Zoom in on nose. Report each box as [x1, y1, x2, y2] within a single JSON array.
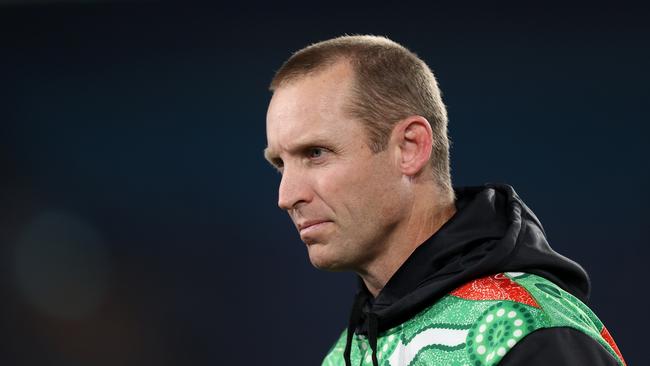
[[278, 167, 311, 211]]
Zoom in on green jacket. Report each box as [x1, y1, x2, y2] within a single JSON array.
[[323, 272, 625, 366], [322, 185, 626, 366]]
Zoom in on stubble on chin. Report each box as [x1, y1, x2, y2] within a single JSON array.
[[305, 242, 347, 272]]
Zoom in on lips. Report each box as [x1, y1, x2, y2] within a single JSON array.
[[297, 220, 331, 234], [298, 219, 328, 230]]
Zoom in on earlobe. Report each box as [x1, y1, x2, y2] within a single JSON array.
[[395, 116, 433, 177]]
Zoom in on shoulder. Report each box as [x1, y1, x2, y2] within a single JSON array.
[[449, 272, 540, 308], [321, 329, 347, 366], [499, 327, 622, 366], [449, 272, 626, 366], [322, 273, 626, 366]]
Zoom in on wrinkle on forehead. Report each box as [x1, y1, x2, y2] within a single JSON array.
[[269, 63, 353, 119]]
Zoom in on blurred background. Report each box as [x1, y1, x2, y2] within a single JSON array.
[[0, 1, 647, 365]]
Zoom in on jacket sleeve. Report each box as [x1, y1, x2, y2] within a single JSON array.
[[498, 327, 621, 366]]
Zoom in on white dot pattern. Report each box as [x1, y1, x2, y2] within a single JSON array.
[[470, 302, 532, 365]]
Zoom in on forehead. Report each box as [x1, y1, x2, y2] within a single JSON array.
[[265, 62, 361, 154]]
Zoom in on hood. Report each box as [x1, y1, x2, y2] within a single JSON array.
[[342, 183, 590, 366]]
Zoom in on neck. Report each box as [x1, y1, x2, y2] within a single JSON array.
[[359, 195, 456, 298]]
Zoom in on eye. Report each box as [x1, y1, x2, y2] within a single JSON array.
[[307, 147, 324, 159]]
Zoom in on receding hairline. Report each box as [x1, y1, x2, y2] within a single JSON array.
[[270, 55, 353, 92]]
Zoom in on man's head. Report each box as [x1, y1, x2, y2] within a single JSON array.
[[264, 35, 453, 272]]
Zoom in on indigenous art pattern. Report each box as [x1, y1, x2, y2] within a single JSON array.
[[449, 272, 539, 308], [322, 273, 626, 366]]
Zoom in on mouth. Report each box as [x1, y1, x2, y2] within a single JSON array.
[[298, 220, 332, 235]]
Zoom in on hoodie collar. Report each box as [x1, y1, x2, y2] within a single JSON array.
[[355, 184, 590, 333]]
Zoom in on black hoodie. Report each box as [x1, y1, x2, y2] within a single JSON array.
[[342, 184, 621, 366]]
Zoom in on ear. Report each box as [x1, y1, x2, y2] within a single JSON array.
[[391, 116, 433, 177]]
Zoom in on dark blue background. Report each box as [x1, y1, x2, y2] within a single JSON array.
[[1, 2, 646, 365]]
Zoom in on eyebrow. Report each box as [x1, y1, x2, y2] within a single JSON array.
[[263, 147, 279, 166]]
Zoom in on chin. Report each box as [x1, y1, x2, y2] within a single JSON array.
[[306, 246, 347, 272]]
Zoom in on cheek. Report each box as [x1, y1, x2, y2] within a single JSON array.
[[367, 164, 406, 219], [315, 171, 351, 212], [326, 162, 375, 197], [311, 163, 370, 219], [323, 161, 398, 217]]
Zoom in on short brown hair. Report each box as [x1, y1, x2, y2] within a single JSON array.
[[270, 35, 453, 201]]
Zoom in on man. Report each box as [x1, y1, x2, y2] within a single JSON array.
[[264, 35, 625, 366]]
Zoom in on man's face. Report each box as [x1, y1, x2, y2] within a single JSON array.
[[265, 62, 406, 271]]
